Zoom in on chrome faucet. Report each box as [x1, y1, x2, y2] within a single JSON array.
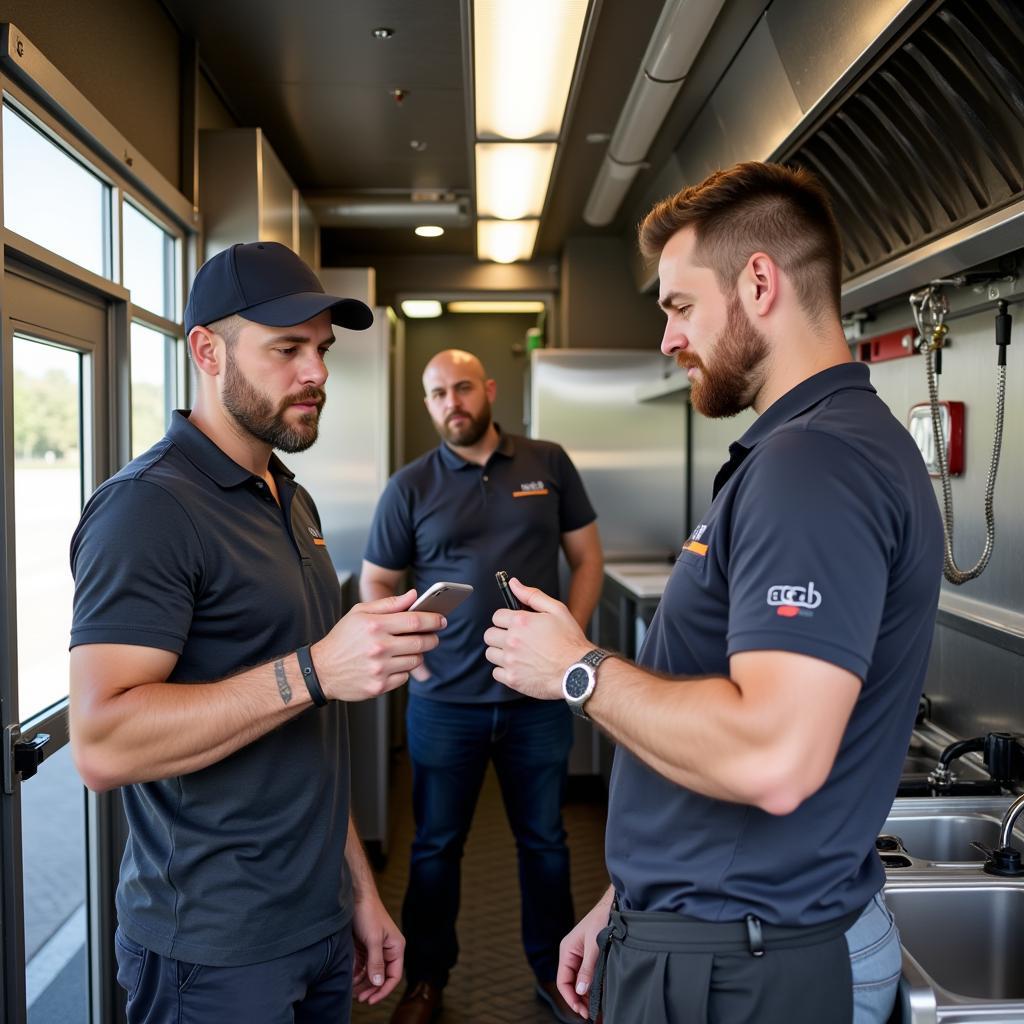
[[973, 791, 1024, 877]]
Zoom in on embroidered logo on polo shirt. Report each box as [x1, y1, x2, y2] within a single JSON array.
[[306, 525, 327, 547], [682, 523, 709, 556], [767, 581, 821, 617], [513, 480, 549, 497]]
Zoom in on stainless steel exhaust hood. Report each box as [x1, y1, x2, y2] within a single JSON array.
[[628, 0, 1024, 311]]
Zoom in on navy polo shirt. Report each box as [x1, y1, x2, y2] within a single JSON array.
[[365, 431, 596, 702], [606, 362, 943, 926], [70, 411, 351, 966]]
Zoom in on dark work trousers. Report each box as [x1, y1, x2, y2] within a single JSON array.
[[402, 693, 576, 987], [590, 906, 862, 1024], [114, 925, 353, 1024]]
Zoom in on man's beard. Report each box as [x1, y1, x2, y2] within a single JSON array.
[[222, 350, 325, 453], [675, 294, 768, 418], [435, 403, 492, 448]]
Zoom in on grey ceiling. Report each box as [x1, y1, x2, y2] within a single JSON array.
[[161, 0, 672, 259]]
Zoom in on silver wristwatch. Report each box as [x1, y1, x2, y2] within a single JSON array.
[[562, 648, 610, 720]]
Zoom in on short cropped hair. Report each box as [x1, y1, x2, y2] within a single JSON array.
[[206, 313, 245, 349], [638, 161, 843, 321]]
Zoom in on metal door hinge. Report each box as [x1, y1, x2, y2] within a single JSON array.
[[3, 725, 50, 793]]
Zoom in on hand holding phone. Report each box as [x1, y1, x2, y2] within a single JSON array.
[[410, 581, 473, 615]]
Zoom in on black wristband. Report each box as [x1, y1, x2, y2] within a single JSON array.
[[296, 645, 327, 707]]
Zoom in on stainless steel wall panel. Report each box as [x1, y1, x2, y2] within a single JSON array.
[[706, 19, 803, 172]]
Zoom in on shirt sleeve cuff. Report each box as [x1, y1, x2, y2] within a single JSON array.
[[727, 630, 870, 680], [70, 625, 186, 654]]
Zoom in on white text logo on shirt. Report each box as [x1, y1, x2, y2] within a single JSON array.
[[513, 480, 549, 498], [766, 581, 821, 617]]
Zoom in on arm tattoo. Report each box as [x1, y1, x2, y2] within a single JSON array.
[[275, 658, 293, 705]]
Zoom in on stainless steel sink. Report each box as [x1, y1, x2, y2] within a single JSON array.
[[885, 879, 1024, 1021], [883, 813, 1003, 862], [883, 797, 1021, 866], [887, 885, 1024, 1000]]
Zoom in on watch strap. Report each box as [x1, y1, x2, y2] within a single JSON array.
[[580, 648, 609, 669]]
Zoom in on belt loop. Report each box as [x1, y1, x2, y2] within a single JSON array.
[[745, 914, 765, 957]]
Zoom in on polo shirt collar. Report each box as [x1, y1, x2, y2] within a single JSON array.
[[438, 425, 515, 470], [168, 410, 296, 488], [737, 361, 875, 451], [712, 363, 873, 499]]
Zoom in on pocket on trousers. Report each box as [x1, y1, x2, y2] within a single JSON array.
[[847, 896, 902, 990], [114, 929, 147, 1001], [175, 958, 203, 994]]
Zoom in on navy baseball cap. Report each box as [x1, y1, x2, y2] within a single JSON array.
[[184, 241, 373, 335]]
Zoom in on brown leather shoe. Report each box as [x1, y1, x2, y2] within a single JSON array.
[[389, 981, 443, 1024], [536, 980, 586, 1023]]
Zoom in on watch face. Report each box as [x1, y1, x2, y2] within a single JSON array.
[[565, 666, 591, 700]]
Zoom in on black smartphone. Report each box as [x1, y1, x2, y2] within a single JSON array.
[[495, 570, 520, 610]]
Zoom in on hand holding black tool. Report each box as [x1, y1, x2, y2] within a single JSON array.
[[495, 570, 520, 610]]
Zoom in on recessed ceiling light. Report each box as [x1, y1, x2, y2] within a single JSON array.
[[415, 225, 445, 238], [476, 143, 556, 220], [372, 27, 394, 39], [474, 0, 589, 139], [400, 300, 443, 319], [477, 220, 539, 264]]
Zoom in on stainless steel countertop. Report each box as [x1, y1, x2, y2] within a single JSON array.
[[604, 561, 675, 600]]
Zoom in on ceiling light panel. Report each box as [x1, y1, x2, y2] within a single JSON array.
[[474, 0, 589, 140], [475, 143, 556, 220], [477, 220, 539, 264], [448, 301, 546, 314], [400, 300, 443, 318]]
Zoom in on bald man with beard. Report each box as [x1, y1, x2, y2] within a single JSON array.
[[361, 349, 604, 1024]]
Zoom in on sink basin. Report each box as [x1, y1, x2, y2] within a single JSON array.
[[882, 813, 1004, 862], [886, 884, 1024, 1001]]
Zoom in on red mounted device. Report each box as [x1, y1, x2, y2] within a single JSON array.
[[857, 327, 918, 363]]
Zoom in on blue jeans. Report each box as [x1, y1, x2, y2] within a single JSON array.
[[846, 890, 902, 1024], [114, 926, 353, 1024], [403, 694, 575, 987]]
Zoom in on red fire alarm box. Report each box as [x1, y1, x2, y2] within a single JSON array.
[[908, 401, 965, 476]]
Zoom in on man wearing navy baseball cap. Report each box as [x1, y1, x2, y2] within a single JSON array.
[[69, 242, 446, 1023]]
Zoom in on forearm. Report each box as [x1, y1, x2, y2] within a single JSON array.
[[73, 652, 313, 790], [585, 660, 783, 806], [360, 577, 400, 602], [565, 559, 604, 631], [345, 816, 381, 903]]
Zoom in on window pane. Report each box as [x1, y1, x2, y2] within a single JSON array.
[[131, 322, 174, 457], [23, 745, 87, 1024], [13, 337, 83, 720], [2, 105, 109, 277], [124, 202, 175, 318]]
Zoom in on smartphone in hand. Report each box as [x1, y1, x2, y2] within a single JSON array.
[[409, 581, 473, 615], [495, 570, 520, 610]]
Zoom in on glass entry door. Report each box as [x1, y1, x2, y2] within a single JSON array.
[[1, 263, 111, 1024]]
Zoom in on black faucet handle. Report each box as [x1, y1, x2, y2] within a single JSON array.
[[980, 843, 1024, 878], [983, 732, 1024, 785]]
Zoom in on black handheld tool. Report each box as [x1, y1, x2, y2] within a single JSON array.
[[495, 570, 520, 610]]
